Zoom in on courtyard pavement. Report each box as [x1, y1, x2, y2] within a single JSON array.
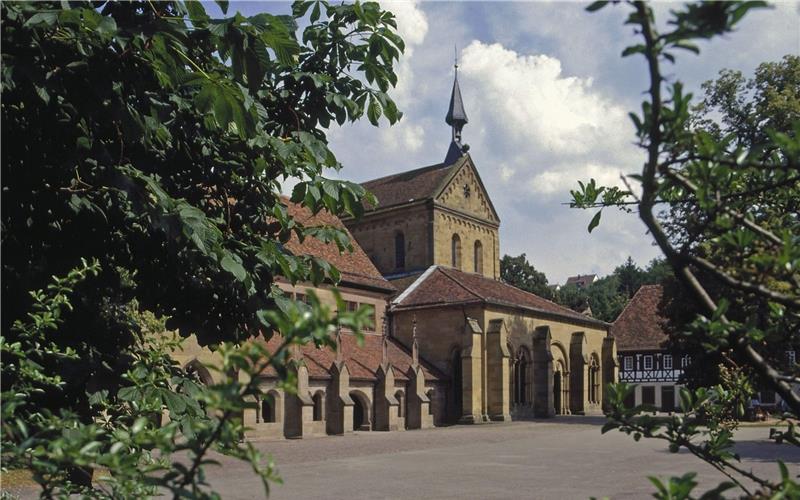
[[4, 417, 797, 499], [206, 417, 799, 499]]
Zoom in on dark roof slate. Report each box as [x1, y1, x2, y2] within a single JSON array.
[[283, 199, 394, 292], [394, 266, 609, 329], [360, 157, 465, 210], [259, 332, 445, 382], [610, 285, 669, 351]]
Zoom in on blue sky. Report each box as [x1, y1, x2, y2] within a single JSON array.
[[212, 1, 799, 284]]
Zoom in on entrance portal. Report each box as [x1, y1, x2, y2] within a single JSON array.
[[350, 390, 371, 431]]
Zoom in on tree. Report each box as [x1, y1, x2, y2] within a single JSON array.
[[1, 1, 403, 497], [500, 253, 555, 300], [573, 1, 799, 497], [691, 55, 800, 149], [662, 57, 799, 392], [614, 257, 645, 298]]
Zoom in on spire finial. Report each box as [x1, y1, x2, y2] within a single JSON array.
[[335, 326, 343, 365], [445, 46, 468, 164], [411, 314, 419, 367]]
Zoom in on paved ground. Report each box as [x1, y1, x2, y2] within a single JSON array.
[[205, 417, 799, 499], [5, 418, 798, 499]]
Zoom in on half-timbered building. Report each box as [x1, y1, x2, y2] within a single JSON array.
[[610, 284, 685, 411]]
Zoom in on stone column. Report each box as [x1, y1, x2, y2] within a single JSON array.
[[285, 363, 314, 438], [407, 325, 433, 429], [532, 326, 554, 417], [486, 319, 511, 421], [328, 361, 354, 435], [570, 332, 589, 415], [375, 363, 400, 431], [602, 336, 619, 413], [460, 317, 484, 424]]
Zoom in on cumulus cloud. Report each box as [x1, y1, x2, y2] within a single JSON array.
[[458, 41, 637, 197], [318, 2, 795, 284]]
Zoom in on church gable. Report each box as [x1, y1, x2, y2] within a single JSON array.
[[434, 157, 499, 224]]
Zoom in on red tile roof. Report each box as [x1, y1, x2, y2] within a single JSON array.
[[393, 266, 609, 329], [610, 285, 668, 351], [360, 160, 461, 210], [258, 332, 444, 382], [282, 199, 394, 292]]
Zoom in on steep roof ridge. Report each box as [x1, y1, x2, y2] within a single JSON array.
[[442, 267, 609, 327], [392, 265, 439, 305], [437, 266, 487, 301], [613, 284, 662, 325], [360, 161, 450, 188]]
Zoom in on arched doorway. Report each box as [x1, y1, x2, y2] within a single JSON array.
[[553, 371, 562, 415], [451, 349, 463, 423], [349, 390, 371, 431]]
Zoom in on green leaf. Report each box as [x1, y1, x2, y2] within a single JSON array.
[[221, 254, 247, 282], [367, 96, 382, 126], [588, 210, 602, 233], [586, 1, 609, 12]]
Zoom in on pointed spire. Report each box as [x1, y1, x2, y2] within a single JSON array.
[[381, 316, 389, 368], [445, 48, 468, 164], [335, 326, 343, 365], [411, 314, 419, 367]]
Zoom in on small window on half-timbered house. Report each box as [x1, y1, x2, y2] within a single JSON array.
[[643, 355, 653, 370], [624, 356, 633, 371], [681, 355, 691, 368], [663, 355, 673, 370]]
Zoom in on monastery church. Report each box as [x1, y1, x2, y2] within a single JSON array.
[[174, 68, 619, 440]]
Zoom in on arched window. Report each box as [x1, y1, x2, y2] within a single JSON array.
[[426, 389, 435, 415], [474, 240, 483, 274], [395, 231, 405, 269], [313, 391, 325, 421], [451, 234, 462, 269], [261, 393, 275, 423]]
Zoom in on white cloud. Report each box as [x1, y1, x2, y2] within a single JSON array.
[[379, 1, 429, 107], [530, 163, 626, 196], [458, 41, 638, 195]]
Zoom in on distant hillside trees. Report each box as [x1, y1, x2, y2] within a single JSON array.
[[500, 254, 671, 322]]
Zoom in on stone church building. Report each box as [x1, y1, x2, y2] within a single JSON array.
[[174, 69, 618, 439]]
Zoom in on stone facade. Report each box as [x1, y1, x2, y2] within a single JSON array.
[[347, 156, 500, 280], [391, 288, 614, 422]]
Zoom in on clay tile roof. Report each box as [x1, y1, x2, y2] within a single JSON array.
[[393, 266, 609, 329], [610, 285, 668, 351], [565, 274, 597, 287], [259, 333, 444, 382], [282, 198, 394, 292], [360, 159, 463, 210]]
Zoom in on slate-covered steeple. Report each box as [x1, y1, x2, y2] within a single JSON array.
[[444, 55, 468, 165]]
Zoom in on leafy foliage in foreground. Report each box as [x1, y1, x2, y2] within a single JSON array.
[[1, 0, 403, 497], [576, 1, 799, 498]]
